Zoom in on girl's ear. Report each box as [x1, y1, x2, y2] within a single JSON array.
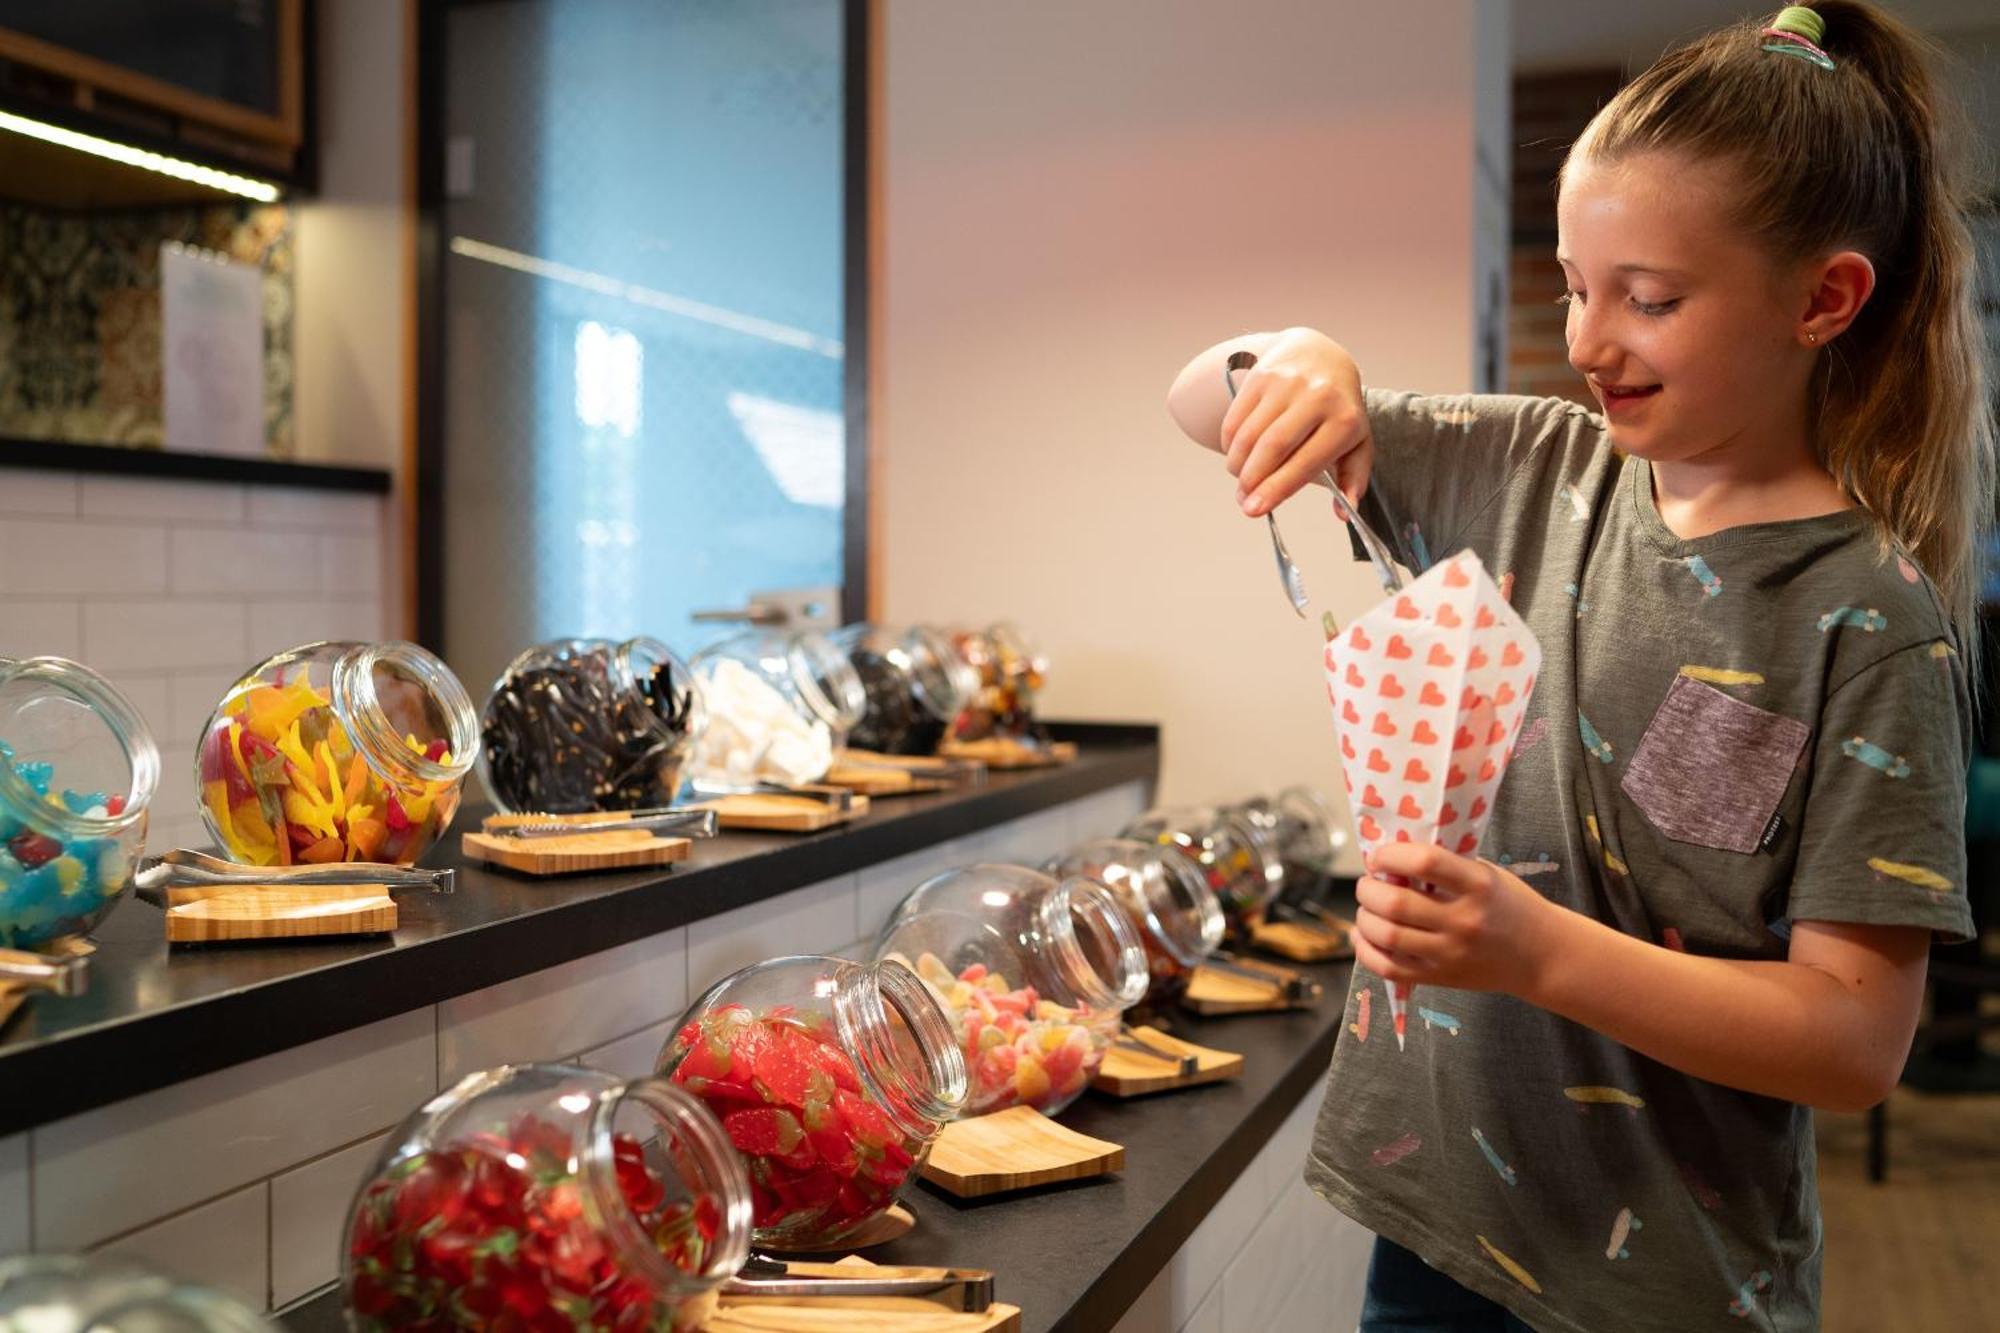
[[1799, 250, 1876, 346]]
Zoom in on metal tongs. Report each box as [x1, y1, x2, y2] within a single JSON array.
[[1223, 350, 1407, 613], [482, 808, 720, 840], [1204, 950, 1322, 1005], [689, 779, 856, 812], [0, 947, 87, 997], [723, 1255, 995, 1312], [134, 848, 455, 905], [1112, 1023, 1199, 1077]]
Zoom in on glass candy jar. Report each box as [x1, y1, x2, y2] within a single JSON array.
[[656, 955, 965, 1250], [0, 1255, 278, 1332], [831, 624, 971, 756], [1233, 787, 1345, 907], [875, 864, 1148, 1118], [947, 622, 1047, 742], [687, 630, 866, 789], [198, 641, 477, 867], [479, 637, 704, 814], [0, 657, 157, 951], [1049, 837, 1225, 1010], [342, 1063, 750, 1333], [1124, 805, 1284, 944]]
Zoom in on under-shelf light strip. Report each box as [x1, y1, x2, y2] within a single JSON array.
[[0, 108, 282, 203]]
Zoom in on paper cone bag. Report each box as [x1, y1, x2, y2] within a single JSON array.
[[1323, 549, 1542, 1046]]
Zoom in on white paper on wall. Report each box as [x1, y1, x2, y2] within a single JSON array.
[[161, 241, 266, 458]]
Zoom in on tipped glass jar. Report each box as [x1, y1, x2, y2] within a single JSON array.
[[1049, 837, 1225, 1010], [1123, 805, 1284, 944], [1229, 787, 1345, 907], [342, 1063, 750, 1333], [656, 955, 965, 1250], [479, 637, 704, 815], [831, 624, 973, 756], [0, 1255, 278, 1332], [0, 656, 157, 951], [687, 629, 866, 790], [875, 864, 1148, 1118], [198, 641, 478, 866], [947, 622, 1048, 743]]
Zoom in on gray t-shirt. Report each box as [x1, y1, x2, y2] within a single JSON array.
[[1305, 389, 1975, 1333]]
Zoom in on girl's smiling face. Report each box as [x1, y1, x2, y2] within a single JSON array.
[[1556, 150, 1813, 465]]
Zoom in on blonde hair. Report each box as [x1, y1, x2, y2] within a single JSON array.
[[1572, 2, 1994, 656]]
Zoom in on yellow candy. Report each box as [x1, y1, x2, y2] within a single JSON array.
[[1013, 1058, 1051, 1104], [52, 856, 84, 896]]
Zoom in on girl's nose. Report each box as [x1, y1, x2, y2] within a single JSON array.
[[1565, 304, 1614, 380]]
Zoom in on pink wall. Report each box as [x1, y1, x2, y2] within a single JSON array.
[[876, 0, 1489, 839]]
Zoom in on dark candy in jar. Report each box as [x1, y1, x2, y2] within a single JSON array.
[[482, 641, 699, 814]]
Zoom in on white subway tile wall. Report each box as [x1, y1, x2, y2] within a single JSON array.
[[32, 1008, 436, 1251], [94, 1183, 270, 1311], [0, 1133, 27, 1255], [685, 874, 862, 996], [4, 784, 1185, 1313], [436, 927, 687, 1086], [0, 468, 83, 517], [577, 1016, 679, 1083], [0, 472, 385, 850], [269, 1131, 393, 1308]]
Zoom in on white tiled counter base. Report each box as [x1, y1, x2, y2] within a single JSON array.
[[1108, 1089, 1374, 1333], [0, 781, 1148, 1313]]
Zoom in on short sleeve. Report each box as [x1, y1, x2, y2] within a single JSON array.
[[1786, 640, 1975, 942], [1357, 389, 1599, 571]]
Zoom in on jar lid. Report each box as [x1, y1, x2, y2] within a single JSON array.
[[786, 631, 867, 732], [899, 625, 972, 722], [1055, 837, 1225, 968], [0, 656, 157, 840], [331, 641, 480, 788]]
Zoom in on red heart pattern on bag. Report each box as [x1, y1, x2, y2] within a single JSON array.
[[1321, 550, 1542, 876]]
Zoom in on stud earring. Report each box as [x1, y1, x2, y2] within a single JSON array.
[[1806, 331, 1819, 345]]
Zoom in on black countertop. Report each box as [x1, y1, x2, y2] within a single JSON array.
[[0, 723, 1158, 1136], [282, 948, 1355, 1333]]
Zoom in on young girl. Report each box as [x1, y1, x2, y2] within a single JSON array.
[[1166, 5, 1991, 1330]]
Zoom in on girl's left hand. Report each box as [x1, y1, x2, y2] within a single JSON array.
[[1354, 843, 1564, 998]]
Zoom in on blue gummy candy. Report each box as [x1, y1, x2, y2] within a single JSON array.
[[60, 788, 109, 816], [17, 761, 53, 797]]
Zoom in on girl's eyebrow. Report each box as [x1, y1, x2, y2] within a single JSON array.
[[1555, 253, 1690, 281]]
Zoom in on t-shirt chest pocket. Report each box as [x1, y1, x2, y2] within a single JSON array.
[[1619, 674, 1812, 854]]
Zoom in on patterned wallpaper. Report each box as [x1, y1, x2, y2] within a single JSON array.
[[0, 203, 294, 456]]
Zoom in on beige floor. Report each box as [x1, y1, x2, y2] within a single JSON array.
[[1817, 1084, 2000, 1331]]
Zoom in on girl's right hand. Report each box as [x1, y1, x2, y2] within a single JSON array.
[[1220, 328, 1372, 517]]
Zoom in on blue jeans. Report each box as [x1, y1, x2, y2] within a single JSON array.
[[1359, 1237, 1537, 1333]]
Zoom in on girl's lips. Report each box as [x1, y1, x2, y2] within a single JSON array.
[[1597, 383, 1660, 416]]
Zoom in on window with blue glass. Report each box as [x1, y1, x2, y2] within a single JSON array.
[[435, 0, 850, 691]]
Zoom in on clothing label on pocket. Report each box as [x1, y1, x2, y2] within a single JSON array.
[[1620, 675, 1811, 854]]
